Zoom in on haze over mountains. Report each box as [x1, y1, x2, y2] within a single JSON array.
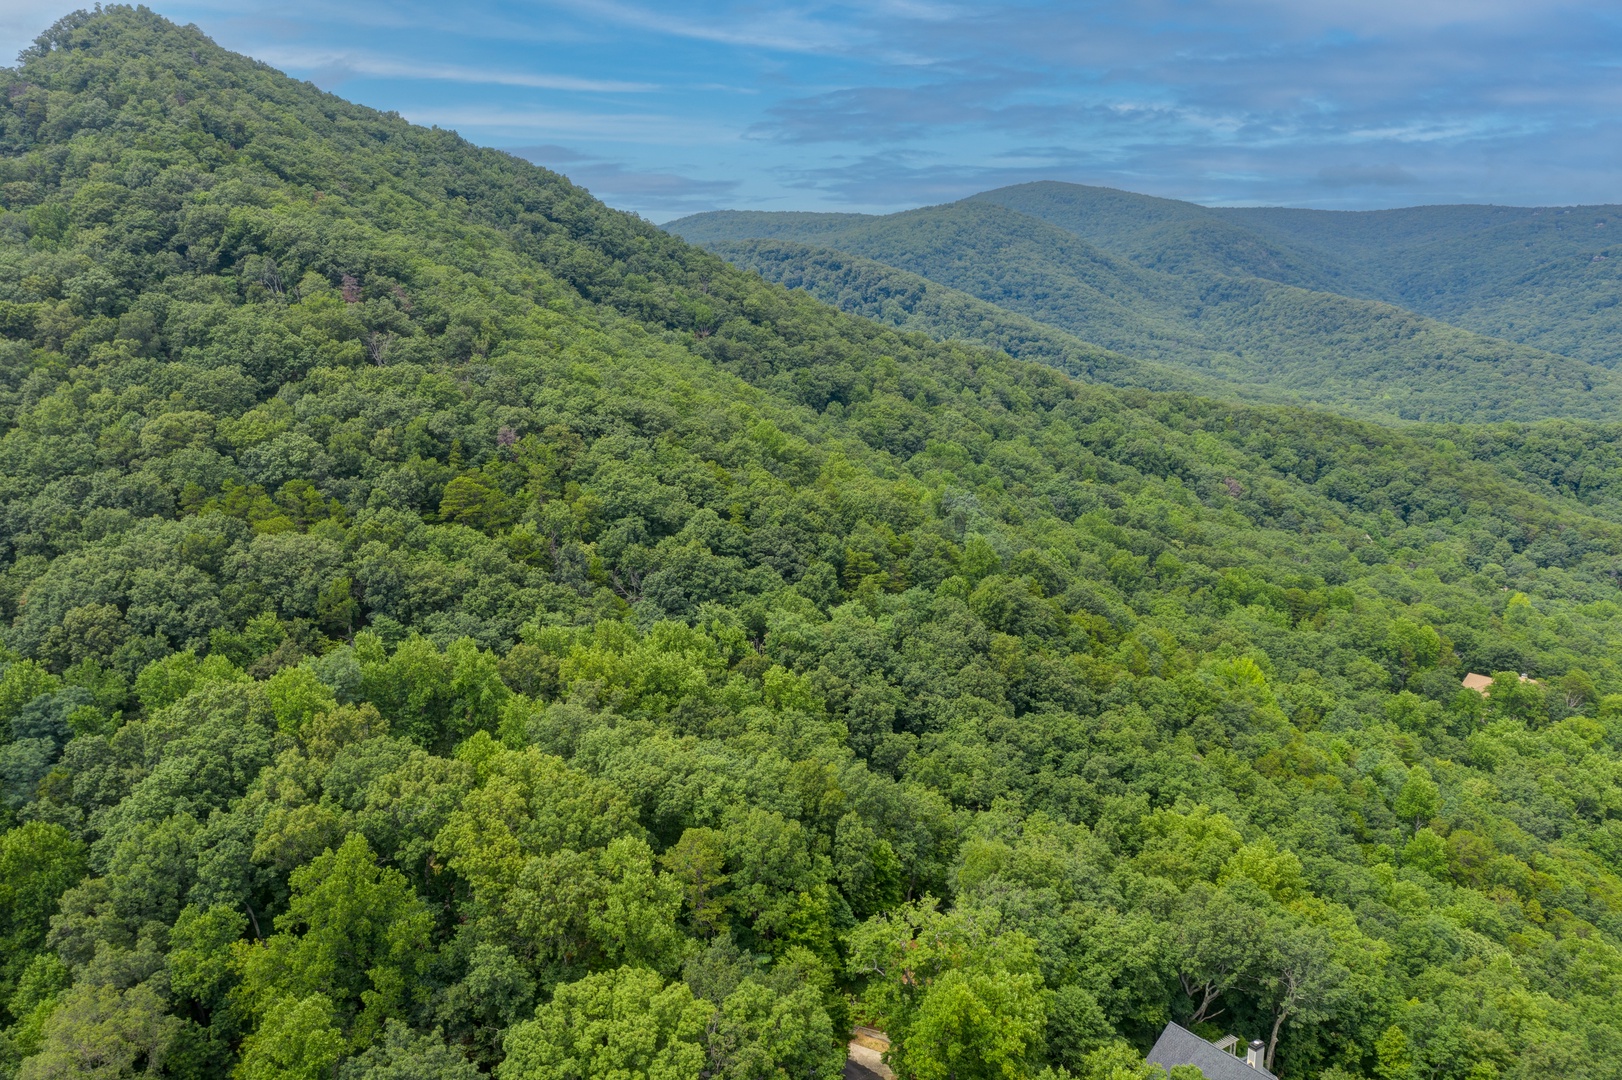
[[669, 184, 1622, 423]]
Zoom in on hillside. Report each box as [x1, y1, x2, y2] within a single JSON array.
[[968, 182, 1370, 297], [2, 10, 1622, 1080], [973, 183, 1622, 368], [670, 203, 1622, 423], [1225, 204, 1622, 366], [703, 237, 1285, 402]]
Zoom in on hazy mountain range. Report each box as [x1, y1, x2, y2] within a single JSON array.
[[670, 184, 1621, 423]]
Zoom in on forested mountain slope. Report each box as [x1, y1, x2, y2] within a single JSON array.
[[973, 183, 1622, 369], [670, 203, 1622, 423], [702, 238, 1285, 402], [968, 182, 1370, 297], [1224, 204, 1622, 366], [3, 10, 1622, 1080]]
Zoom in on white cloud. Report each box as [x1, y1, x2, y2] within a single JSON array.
[[1247, 0, 1579, 32], [401, 105, 739, 145], [549, 0, 870, 54], [253, 47, 656, 92]]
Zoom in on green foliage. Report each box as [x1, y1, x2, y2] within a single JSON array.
[[339, 1020, 479, 1080], [233, 833, 432, 1047], [133, 651, 248, 712], [1392, 766, 1441, 830], [2, 11, 1622, 1080], [703, 238, 1235, 400], [972, 181, 1622, 378], [263, 666, 338, 735], [906, 967, 1048, 1080], [673, 192, 1622, 424], [498, 966, 711, 1080], [1218, 199, 1622, 367], [847, 902, 1046, 1079], [16, 983, 180, 1080], [1072, 1041, 1165, 1080], [0, 822, 85, 1011], [2, 955, 71, 1064], [236, 993, 347, 1080], [703, 977, 845, 1080]]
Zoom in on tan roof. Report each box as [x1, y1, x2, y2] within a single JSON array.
[[1462, 672, 1539, 695]]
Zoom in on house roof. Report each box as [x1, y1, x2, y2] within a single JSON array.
[[1461, 672, 1540, 696], [1146, 1023, 1276, 1080]]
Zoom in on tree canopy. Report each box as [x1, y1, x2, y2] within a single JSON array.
[[1, 9, 1622, 1080], [670, 189, 1622, 424]]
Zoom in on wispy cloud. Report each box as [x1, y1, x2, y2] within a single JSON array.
[[547, 0, 867, 54], [253, 47, 657, 92], [504, 144, 740, 213], [1316, 164, 1419, 188], [400, 107, 737, 145]]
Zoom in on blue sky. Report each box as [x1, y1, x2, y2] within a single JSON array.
[[3, 1, 1620, 219]]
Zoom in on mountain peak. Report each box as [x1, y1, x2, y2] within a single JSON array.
[[21, 5, 226, 69]]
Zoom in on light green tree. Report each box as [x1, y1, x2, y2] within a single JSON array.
[[906, 967, 1048, 1080], [847, 901, 1046, 1080], [233, 833, 431, 1049], [498, 966, 712, 1080], [592, 837, 688, 974], [1393, 766, 1441, 831], [236, 993, 347, 1080], [0, 821, 87, 1000], [704, 979, 845, 1080], [339, 1019, 480, 1080], [18, 983, 180, 1080]]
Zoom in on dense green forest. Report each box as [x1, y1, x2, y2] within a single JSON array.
[[671, 190, 1622, 423], [701, 238, 1274, 402], [970, 184, 1622, 370], [1220, 203, 1622, 366], [4, 9, 1622, 1080], [966, 184, 1361, 298]]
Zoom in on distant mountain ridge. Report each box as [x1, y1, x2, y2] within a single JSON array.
[[970, 183, 1367, 297], [669, 185, 1622, 423], [1224, 201, 1622, 365], [975, 183, 1622, 362]]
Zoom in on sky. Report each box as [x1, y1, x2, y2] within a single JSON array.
[[2, 1, 1620, 220]]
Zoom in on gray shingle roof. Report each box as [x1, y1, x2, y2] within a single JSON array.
[[1146, 1023, 1277, 1080]]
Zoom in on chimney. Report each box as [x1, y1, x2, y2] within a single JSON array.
[[1246, 1040, 1264, 1070]]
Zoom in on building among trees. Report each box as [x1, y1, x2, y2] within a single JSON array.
[[1147, 1023, 1276, 1080]]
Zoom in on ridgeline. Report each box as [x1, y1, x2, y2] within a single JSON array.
[[672, 185, 1622, 424]]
